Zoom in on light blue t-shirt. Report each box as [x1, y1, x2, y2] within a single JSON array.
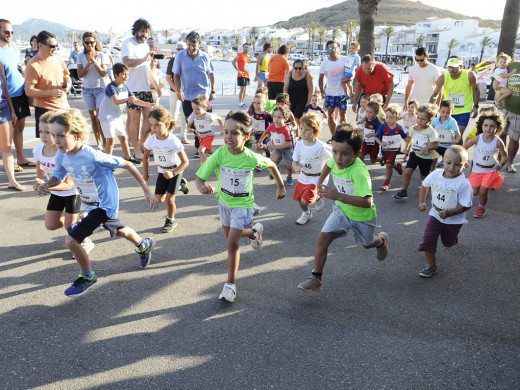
[[344, 53, 360, 77], [431, 116, 459, 148], [53, 145, 124, 218], [172, 49, 214, 101], [0, 44, 24, 97], [98, 82, 133, 122]]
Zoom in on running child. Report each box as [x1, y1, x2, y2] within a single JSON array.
[[187, 94, 224, 164], [255, 86, 276, 113], [463, 109, 508, 218], [369, 93, 386, 123], [342, 41, 361, 97], [249, 93, 273, 156], [142, 107, 189, 233], [374, 104, 410, 190], [417, 145, 472, 277], [303, 93, 327, 121], [430, 99, 460, 169], [360, 101, 382, 164], [257, 105, 295, 185], [98, 63, 155, 164], [394, 104, 440, 200], [292, 112, 332, 224], [493, 52, 517, 107], [297, 123, 389, 292], [38, 109, 159, 298], [275, 92, 298, 137], [32, 111, 94, 253], [196, 110, 286, 302], [400, 100, 418, 161], [355, 95, 368, 129]]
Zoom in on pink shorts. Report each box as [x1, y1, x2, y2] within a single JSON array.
[[292, 181, 318, 204], [198, 135, 215, 150], [469, 170, 504, 189]]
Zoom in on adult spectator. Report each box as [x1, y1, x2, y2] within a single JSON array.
[[166, 41, 188, 144], [77, 31, 108, 150], [255, 43, 271, 89], [319, 40, 350, 135], [69, 41, 79, 64], [352, 54, 394, 113], [284, 59, 313, 127], [430, 55, 479, 138], [232, 43, 250, 109], [0, 19, 34, 168], [267, 44, 290, 100], [25, 35, 38, 64], [121, 18, 159, 160], [147, 37, 159, 54], [404, 47, 442, 107], [25, 30, 70, 137], [173, 30, 215, 154]]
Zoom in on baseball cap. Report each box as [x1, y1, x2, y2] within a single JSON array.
[[446, 57, 462, 67]]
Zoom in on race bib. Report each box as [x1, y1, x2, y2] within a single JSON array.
[[412, 133, 429, 152], [195, 118, 213, 135], [474, 147, 497, 168], [437, 130, 453, 143], [382, 135, 401, 151], [271, 132, 286, 146], [448, 93, 465, 108], [431, 183, 458, 210], [252, 118, 265, 134], [220, 167, 252, 198], [332, 174, 355, 196], [75, 176, 100, 206], [153, 148, 177, 169], [363, 128, 375, 145], [300, 155, 322, 176]]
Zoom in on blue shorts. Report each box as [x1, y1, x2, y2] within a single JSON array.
[[344, 72, 354, 79], [258, 72, 268, 82], [325, 95, 347, 111], [218, 200, 254, 230], [452, 112, 471, 127], [0, 100, 12, 124], [83, 87, 105, 111], [321, 204, 376, 245]]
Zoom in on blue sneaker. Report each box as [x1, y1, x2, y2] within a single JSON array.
[[268, 173, 274, 180], [136, 237, 156, 268], [286, 176, 294, 186], [65, 273, 97, 298]]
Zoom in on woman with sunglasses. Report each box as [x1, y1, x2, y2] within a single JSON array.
[[77, 32, 109, 150], [25, 35, 38, 65], [283, 59, 313, 127]]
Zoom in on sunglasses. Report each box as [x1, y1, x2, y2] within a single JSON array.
[[415, 58, 425, 62], [45, 43, 58, 49], [3, 30, 14, 36], [176, 48, 183, 51], [327, 47, 337, 51], [84, 41, 96, 45], [294, 67, 303, 70]]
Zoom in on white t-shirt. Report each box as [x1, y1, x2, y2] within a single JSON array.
[[120, 37, 150, 92], [187, 112, 219, 137], [472, 134, 500, 174], [77, 52, 109, 89], [143, 134, 184, 174], [32, 144, 78, 197], [319, 56, 348, 97], [494, 68, 508, 88], [292, 140, 332, 185], [408, 63, 442, 104], [422, 168, 472, 225]]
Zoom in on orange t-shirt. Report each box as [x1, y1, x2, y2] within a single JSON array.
[[25, 55, 70, 110], [267, 54, 290, 83], [235, 52, 250, 79]]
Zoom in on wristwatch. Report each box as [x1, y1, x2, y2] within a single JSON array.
[[211, 90, 216, 94]]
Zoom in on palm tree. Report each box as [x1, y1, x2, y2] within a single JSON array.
[[383, 26, 395, 63], [234, 36, 241, 51], [249, 26, 259, 54], [285, 40, 297, 55], [478, 36, 494, 63], [342, 19, 357, 50], [331, 27, 340, 42], [316, 25, 327, 51], [445, 39, 459, 66], [163, 29, 170, 43], [307, 22, 320, 59], [271, 37, 283, 52], [497, 0, 519, 57], [416, 34, 425, 48], [358, 0, 381, 57]]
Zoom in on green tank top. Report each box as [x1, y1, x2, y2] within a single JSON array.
[[503, 61, 520, 115], [443, 69, 473, 115]]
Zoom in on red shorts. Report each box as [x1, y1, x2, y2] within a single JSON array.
[[469, 170, 504, 189], [361, 143, 379, 161], [198, 135, 215, 150], [292, 181, 318, 204], [382, 151, 398, 165]]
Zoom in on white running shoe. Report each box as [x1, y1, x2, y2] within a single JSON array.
[[219, 283, 236, 302], [250, 223, 264, 250], [295, 211, 312, 225], [309, 197, 325, 212], [253, 203, 260, 216], [81, 238, 95, 255]]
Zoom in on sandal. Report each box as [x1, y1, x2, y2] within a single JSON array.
[[14, 164, 24, 173]]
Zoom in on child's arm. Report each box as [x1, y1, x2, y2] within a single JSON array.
[[497, 68, 517, 79], [321, 106, 327, 119], [438, 204, 471, 220], [452, 130, 462, 144], [496, 138, 508, 169], [163, 150, 189, 180], [142, 148, 151, 181], [187, 120, 195, 133], [195, 176, 215, 194], [316, 165, 332, 188], [216, 116, 224, 135], [420, 141, 439, 154], [404, 134, 412, 151], [122, 160, 158, 210], [37, 176, 63, 195], [267, 160, 286, 199], [462, 137, 478, 150], [418, 185, 429, 211], [319, 185, 373, 208], [292, 160, 302, 174], [256, 131, 269, 152], [375, 136, 385, 147], [132, 97, 156, 108], [47, 175, 75, 192], [289, 112, 298, 137]]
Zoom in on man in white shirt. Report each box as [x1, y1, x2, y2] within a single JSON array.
[[404, 47, 442, 108]]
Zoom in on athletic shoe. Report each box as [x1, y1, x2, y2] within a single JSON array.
[[179, 177, 190, 194], [181, 137, 190, 144], [219, 283, 236, 302], [309, 197, 325, 212], [395, 162, 403, 175], [376, 232, 389, 261], [297, 275, 322, 292], [253, 203, 260, 216], [403, 154, 408, 162], [127, 156, 142, 165], [394, 190, 408, 200], [268, 173, 274, 180], [250, 223, 264, 250], [381, 181, 390, 191], [474, 206, 486, 218], [136, 237, 156, 268], [296, 211, 312, 225], [193, 152, 200, 159], [286, 176, 294, 186], [162, 218, 178, 233], [419, 265, 438, 278], [81, 238, 95, 255], [131, 154, 142, 163], [64, 273, 97, 298], [507, 165, 517, 173]]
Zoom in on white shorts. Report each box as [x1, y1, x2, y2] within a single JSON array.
[[101, 119, 126, 139], [218, 200, 254, 230], [321, 204, 377, 245]]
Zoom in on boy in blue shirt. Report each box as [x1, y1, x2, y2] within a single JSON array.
[[430, 100, 460, 168], [360, 101, 382, 164], [342, 42, 361, 98]]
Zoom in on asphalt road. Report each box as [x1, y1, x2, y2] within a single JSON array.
[[1, 94, 519, 389]]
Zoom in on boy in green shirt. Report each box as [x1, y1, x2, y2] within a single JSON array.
[[298, 123, 389, 292]]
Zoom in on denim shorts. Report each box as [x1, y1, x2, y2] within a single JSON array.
[[321, 204, 376, 245], [218, 200, 254, 230], [83, 87, 105, 111]]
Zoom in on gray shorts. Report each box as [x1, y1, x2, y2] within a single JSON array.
[[271, 147, 294, 164], [321, 204, 377, 245], [218, 200, 254, 230], [505, 111, 520, 142]]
